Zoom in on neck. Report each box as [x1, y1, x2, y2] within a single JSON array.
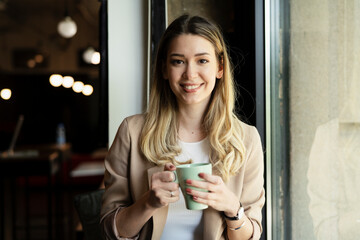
[[177, 106, 207, 142]]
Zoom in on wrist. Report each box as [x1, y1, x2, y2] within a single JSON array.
[[144, 191, 160, 211], [140, 191, 161, 215], [224, 201, 240, 217], [223, 201, 244, 221]]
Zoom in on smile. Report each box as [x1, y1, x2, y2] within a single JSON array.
[[182, 84, 201, 90], [180, 84, 203, 93]]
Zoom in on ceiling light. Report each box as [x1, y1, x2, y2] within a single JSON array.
[[0, 88, 11, 100], [62, 76, 74, 88], [91, 52, 100, 65], [82, 85, 93, 96], [57, 16, 77, 38], [27, 59, 36, 68], [72, 81, 84, 93], [34, 54, 44, 63], [83, 47, 95, 64], [49, 74, 63, 87]]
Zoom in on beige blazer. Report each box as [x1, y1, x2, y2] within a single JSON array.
[[100, 114, 265, 240]]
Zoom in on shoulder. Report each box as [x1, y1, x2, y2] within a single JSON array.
[[119, 114, 145, 131], [123, 113, 146, 129], [239, 120, 258, 136], [236, 119, 262, 148], [114, 114, 145, 142]]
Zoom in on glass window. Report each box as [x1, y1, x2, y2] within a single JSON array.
[[268, 0, 360, 239]]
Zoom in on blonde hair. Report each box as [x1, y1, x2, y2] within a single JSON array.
[[140, 15, 246, 181]]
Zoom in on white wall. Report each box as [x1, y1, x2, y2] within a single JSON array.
[[108, 0, 148, 144]]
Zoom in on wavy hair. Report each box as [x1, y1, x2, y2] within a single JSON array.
[[140, 15, 246, 181]]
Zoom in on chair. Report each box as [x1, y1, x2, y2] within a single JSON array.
[[74, 189, 105, 240]]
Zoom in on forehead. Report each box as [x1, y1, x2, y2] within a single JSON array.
[[167, 34, 216, 56]]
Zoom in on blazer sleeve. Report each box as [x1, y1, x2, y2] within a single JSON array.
[[100, 118, 136, 239], [241, 126, 265, 240]]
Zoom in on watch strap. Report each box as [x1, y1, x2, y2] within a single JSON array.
[[223, 202, 244, 221]]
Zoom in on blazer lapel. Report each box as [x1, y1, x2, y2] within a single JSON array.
[[147, 165, 169, 240]]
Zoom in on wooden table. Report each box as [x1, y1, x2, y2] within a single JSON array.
[[0, 144, 70, 240]]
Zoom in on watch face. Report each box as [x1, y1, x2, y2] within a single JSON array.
[[237, 207, 244, 220]]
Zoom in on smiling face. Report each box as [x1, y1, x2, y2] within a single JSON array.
[[163, 34, 223, 110]]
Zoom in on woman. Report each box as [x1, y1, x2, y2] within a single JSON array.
[[100, 15, 265, 240]]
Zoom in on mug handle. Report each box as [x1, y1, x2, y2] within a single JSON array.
[[172, 170, 178, 183]]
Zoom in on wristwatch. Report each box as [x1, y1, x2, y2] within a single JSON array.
[[223, 202, 244, 221]]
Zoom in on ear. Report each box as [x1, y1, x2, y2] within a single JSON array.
[[162, 61, 168, 80], [216, 64, 224, 79]]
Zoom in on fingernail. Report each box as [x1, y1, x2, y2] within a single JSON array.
[[193, 196, 198, 200], [186, 188, 191, 193], [198, 173, 204, 178], [186, 179, 192, 185]]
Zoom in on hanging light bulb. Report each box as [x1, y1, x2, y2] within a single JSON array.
[[49, 74, 63, 87], [72, 81, 84, 93], [1, 88, 12, 100], [83, 47, 95, 64], [91, 52, 101, 65], [62, 76, 74, 88], [82, 85, 93, 96], [57, 16, 77, 38], [82, 47, 101, 65]]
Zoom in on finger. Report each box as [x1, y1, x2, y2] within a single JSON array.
[[186, 188, 222, 210], [186, 179, 210, 190], [162, 189, 180, 203], [186, 178, 222, 193], [166, 182, 180, 192], [191, 195, 215, 207], [164, 163, 176, 171], [156, 171, 176, 182], [163, 163, 176, 182], [153, 189, 179, 206], [152, 168, 179, 187], [168, 189, 180, 198], [198, 173, 223, 185], [186, 187, 210, 199], [186, 188, 215, 207]]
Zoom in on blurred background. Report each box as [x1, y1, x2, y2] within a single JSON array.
[[7, 0, 354, 239], [0, 0, 105, 154], [0, 0, 106, 239]]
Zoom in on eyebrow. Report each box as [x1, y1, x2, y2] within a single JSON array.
[[169, 52, 210, 57]]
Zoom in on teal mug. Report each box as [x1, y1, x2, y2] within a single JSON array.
[[173, 163, 212, 210]]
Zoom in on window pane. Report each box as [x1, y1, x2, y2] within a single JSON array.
[[290, 0, 360, 239]]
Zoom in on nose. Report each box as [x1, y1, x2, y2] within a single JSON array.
[[182, 63, 198, 80]]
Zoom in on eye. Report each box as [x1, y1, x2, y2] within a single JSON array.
[[199, 59, 209, 64], [170, 59, 184, 65]]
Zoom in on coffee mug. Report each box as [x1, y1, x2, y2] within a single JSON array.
[[173, 163, 212, 210]]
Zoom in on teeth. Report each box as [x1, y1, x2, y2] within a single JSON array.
[[183, 85, 200, 89]]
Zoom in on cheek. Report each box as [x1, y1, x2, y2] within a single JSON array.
[[204, 69, 218, 86], [208, 79, 217, 92], [167, 66, 182, 79], [209, 71, 218, 91], [168, 78, 179, 94]]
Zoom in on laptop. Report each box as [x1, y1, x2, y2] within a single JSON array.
[[1, 115, 39, 158]]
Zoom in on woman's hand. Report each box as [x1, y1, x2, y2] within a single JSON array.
[[185, 173, 239, 216], [147, 163, 180, 209]]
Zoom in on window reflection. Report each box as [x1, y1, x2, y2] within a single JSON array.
[[288, 0, 360, 239]]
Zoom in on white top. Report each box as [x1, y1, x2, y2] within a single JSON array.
[[160, 137, 210, 240]]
